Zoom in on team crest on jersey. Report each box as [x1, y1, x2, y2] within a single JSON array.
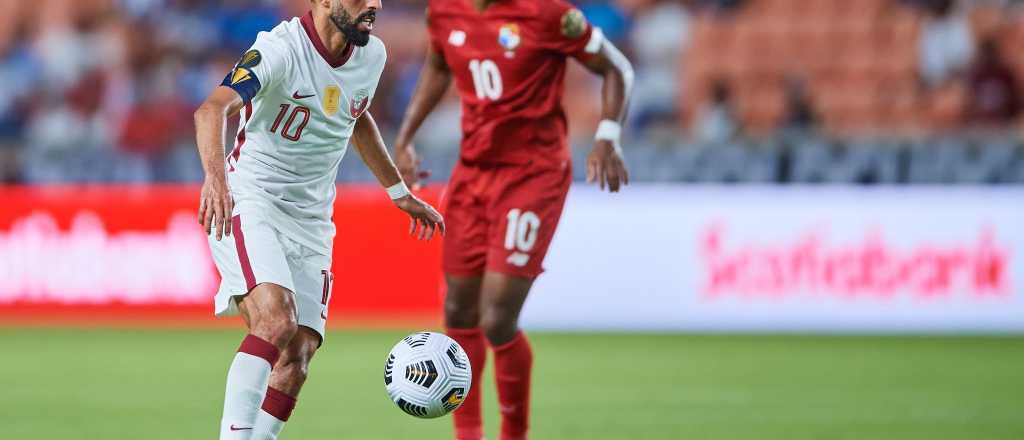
[[323, 85, 341, 116], [498, 23, 521, 52], [561, 9, 587, 39], [349, 90, 369, 118]]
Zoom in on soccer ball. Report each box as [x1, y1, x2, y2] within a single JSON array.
[[385, 332, 472, 419]]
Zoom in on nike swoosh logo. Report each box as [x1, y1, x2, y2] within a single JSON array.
[[229, 425, 252, 431], [293, 91, 315, 99]]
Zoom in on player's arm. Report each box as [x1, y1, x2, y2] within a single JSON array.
[[352, 111, 446, 240], [578, 40, 635, 192], [194, 86, 245, 241], [195, 42, 276, 240], [393, 45, 453, 189]]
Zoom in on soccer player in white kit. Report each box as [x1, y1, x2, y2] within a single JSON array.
[[193, 1, 444, 438]]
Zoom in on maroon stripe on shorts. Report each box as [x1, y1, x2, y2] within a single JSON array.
[[261, 386, 297, 421], [238, 334, 280, 367], [232, 215, 256, 290]]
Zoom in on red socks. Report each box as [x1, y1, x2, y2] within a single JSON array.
[[238, 334, 281, 366], [492, 331, 532, 440], [447, 327, 488, 440], [261, 386, 297, 422], [447, 328, 533, 440]]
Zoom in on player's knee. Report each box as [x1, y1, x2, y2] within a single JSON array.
[[444, 296, 480, 328], [479, 310, 517, 345], [251, 311, 298, 349], [444, 278, 482, 328], [246, 284, 299, 349]]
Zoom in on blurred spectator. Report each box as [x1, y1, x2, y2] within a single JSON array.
[[629, 0, 691, 130], [695, 0, 747, 14], [218, 0, 283, 52], [963, 38, 1021, 127], [4, 0, 1024, 184], [780, 76, 819, 134], [579, 1, 631, 43], [918, 0, 975, 89], [23, 69, 113, 183], [0, 25, 41, 183], [693, 78, 740, 143]]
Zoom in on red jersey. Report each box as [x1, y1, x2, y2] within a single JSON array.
[[427, 0, 601, 167]]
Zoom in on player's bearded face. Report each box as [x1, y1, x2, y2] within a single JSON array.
[[330, 1, 376, 47]]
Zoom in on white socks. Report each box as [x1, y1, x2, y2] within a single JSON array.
[[251, 410, 286, 439], [219, 335, 281, 440]]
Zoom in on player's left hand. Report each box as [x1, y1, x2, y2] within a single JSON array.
[[587, 140, 630, 192], [393, 195, 446, 241]]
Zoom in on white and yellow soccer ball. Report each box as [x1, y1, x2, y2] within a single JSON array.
[[385, 332, 472, 419]]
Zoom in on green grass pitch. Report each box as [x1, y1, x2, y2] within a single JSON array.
[[2, 329, 1023, 439]]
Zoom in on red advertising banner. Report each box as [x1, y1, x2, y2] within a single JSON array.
[[0, 185, 444, 327]]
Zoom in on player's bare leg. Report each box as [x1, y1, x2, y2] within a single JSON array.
[[446, 275, 483, 328], [220, 283, 298, 439], [479, 272, 534, 440], [238, 284, 300, 349], [444, 274, 487, 440], [249, 326, 320, 440]]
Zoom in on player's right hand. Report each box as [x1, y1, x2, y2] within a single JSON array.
[[199, 174, 234, 241], [393, 195, 445, 241], [587, 140, 630, 193], [394, 143, 431, 190]]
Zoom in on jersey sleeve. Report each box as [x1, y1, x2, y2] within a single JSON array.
[[221, 32, 290, 104], [367, 39, 389, 104], [540, 1, 605, 58], [425, 5, 446, 55]]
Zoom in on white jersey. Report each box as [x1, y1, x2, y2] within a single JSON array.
[[223, 12, 386, 255]]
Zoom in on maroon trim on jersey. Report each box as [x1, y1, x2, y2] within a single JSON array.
[[301, 11, 354, 68], [228, 102, 252, 172], [237, 334, 281, 367], [261, 387, 297, 421], [232, 215, 257, 291]]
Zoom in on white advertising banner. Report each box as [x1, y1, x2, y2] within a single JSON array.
[[523, 186, 1023, 333]]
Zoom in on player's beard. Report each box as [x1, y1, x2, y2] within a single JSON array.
[[330, 6, 373, 47]]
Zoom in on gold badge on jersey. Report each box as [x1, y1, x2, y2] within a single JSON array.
[[323, 85, 341, 116], [561, 9, 587, 39]]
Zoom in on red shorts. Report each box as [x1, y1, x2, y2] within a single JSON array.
[[441, 160, 571, 279]]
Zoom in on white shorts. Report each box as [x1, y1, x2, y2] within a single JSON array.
[[208, 212, 334, 342]]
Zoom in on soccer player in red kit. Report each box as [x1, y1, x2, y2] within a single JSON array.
[[394, 1, 633, 438]]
